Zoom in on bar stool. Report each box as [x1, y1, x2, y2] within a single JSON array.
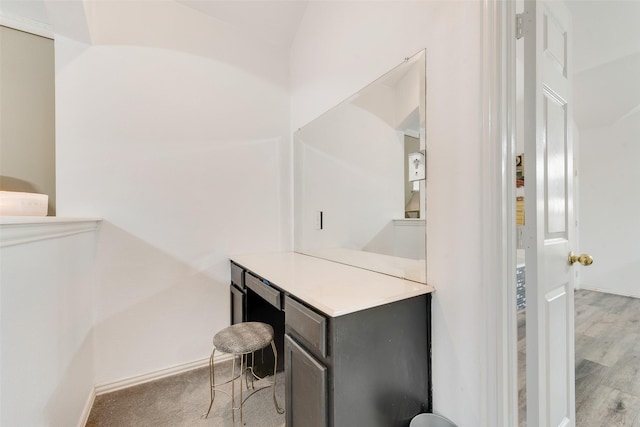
[[203, 322, 284, 424]]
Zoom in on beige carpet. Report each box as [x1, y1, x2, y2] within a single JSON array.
[[86, 360, 285, 427]]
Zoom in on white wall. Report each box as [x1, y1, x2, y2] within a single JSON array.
[[291, 2, 484, 426], [54, 1, 292, 387], [4, 2, 491, 425], [1, 221, 98, 427], [578, 112, 640, 298]]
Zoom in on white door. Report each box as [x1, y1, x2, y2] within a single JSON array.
[[522, 1, 577, 426]]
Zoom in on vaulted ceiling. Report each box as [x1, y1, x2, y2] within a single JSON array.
[[2, 0, 636, 130], [175, 0, 308, 49]]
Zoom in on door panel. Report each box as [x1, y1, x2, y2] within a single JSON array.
[[547, 287, 569, 425], [544, 95, 567, 236], [523, 1, 575, 426], [285, 334, 327, 427]]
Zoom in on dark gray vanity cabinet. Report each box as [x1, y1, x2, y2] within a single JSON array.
[[230, 264, 286, 375], [285, 335, 328, 427], [230, 262, 245, 325], [284, 294, 431, 427], [230, 260, 432, 427]]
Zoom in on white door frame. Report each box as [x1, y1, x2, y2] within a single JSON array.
[[481, 0, 519, 426]]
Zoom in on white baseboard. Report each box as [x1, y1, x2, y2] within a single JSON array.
[[78, 388, 96, 427], [94, 353, 234, 396], [579, 285, 640, 300]]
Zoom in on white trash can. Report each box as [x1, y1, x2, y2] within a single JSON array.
[[410, 413, 457, 427]]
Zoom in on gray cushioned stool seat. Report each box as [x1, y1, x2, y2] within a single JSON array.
[[213, 322, 274, 354]]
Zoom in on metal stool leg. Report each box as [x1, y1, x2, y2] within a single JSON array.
[[231, 353, 238, 425], [239, 352, 245, 425], [245, 353, 254, 390], [203, 350, 258, 425], [203, 347, 216, 418], [250, 351, 256, 389], [205, 322, 282, 423], [271, 340, 284, 414]]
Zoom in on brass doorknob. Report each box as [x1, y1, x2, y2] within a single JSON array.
[[568, 252, 593, 266]]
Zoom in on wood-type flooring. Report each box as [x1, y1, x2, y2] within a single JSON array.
[[519, 289, 640, 426]]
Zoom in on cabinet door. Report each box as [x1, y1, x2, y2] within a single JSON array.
[[285, 334, 327, 427], [230, 284, 245, 325]]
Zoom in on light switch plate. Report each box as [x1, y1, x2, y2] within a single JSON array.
[[408, 151, 425, 181]]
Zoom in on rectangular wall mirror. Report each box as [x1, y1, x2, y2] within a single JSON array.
[[294, 49, 426, 283]]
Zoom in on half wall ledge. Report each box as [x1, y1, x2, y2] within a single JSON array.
[[0, 217, 102, 247]]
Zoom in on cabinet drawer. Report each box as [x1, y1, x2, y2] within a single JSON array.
[[230, 284, 245, 325], [231, 262, 244, 288], [245, 272, 281, 309], [285, 296, 327, 358]]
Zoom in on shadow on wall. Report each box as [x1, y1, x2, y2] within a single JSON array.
[[92, 221, 231, 387], [45, 331, 94, 427], [0, 176, 39, 193]]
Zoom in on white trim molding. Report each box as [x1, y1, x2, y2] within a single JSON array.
[[0, 217, 102, 248], [392, 218, 425, 227], [77, 388, 96, 427], [482, 0, 518, 426], [94, 354, 233, 396], [0, 13, 53, 39]]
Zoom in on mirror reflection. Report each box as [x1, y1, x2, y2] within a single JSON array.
[[294, 50, 426, 283]]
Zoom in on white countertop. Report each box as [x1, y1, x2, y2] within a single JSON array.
[[301, 247, 426, 283], [230, 251, 434, 317]]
